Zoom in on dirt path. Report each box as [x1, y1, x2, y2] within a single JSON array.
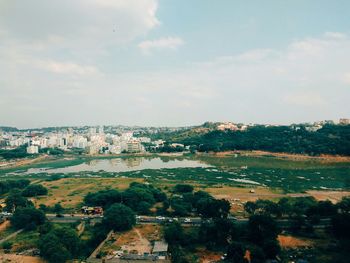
[[77, 222, 85, 237], [0, 229, 23, 245], [0, 254, 45, 263], [134, 228, 152, 254]]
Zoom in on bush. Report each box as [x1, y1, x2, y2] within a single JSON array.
[[22, 184, 48, 197], [2, 241, 12, 250], [174, 184, 194, 193]]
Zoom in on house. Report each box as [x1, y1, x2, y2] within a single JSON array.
[[152, 241, 168, 259]]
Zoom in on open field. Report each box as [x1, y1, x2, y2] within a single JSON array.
[[306, 190, 350, 203], [100, 224, 163, 257], [33, 177, 144, 208]]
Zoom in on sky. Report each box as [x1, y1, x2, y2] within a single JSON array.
[[0, 0, 350, 128]]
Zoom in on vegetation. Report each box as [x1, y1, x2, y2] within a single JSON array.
[[5, 189, 34, 212], [102, 203, 136, 231], [39, 147, 65, 155], [10, 207, 46, 230], [0, 179, 30, 195], [167, 124, 350, 156], [22, 184, 48, 197], [84, 182, 166, 214], [0, 145, 31, 159], [39, 225, 82, 263]]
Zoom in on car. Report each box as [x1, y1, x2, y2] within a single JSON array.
[[136, 215, 142, 219], [156, 216, 166, 221], [173, 217, 179, 221], [184, 218, 191, 223], [56, 214, 64, 218]]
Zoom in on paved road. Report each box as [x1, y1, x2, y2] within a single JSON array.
[[45, 214, 331, 229]]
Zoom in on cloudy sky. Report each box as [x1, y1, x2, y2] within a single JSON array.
[[1, 0, 349, 128]]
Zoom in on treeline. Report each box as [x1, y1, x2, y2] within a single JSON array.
[[165, 196, 350, 263], [0, 180, 48, 210], [0, 179, 30, 195], [84, 183, 230, 218], [178, 124, 350, 155], [0, 145, 30, 159]]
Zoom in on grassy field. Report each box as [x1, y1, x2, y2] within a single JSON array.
[[33, 177, 144, 209]]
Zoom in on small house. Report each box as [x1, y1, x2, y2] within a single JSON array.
[[152, 241, 168, 259]]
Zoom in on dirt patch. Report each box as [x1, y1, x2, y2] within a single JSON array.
[[278, 235, 314, 249], [0, 220, 10, 232], [196, 247, 222, 263], [115, 228, 151, 255], [307, 190, 350, 203], [103, 225, 162, 256], [0, 254, 45, 263]]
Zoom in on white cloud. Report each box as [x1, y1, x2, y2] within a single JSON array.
[[138, 37, 184, 54], [41, 61, 99, 75], [1, 27, 349, 127], [0, 0, 159, 49]]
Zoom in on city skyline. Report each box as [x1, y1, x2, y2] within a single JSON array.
[[1, 0, 350, 128]]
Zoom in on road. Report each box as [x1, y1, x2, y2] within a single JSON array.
[[45, 214, 331, 229]]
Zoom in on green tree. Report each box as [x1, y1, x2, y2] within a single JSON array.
[[5, 190, 33, 212], [10, 207, 46, 230], [164, 221, 186, 245], [226, 242, 247, 263], [247, 215, 280, 246], [174, 184, 194, 193], [53, 203, 64, 214], [22, 184, 48, 197], [103, 203, 136, 231], [39, 232, 71, 263]]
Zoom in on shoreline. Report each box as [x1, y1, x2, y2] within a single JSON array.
[[201, 150, 350, 162]]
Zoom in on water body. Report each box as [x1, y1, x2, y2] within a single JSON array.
[[23, 157, 211, 174]]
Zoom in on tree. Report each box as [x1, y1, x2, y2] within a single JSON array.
[[39, 226, 82, 263], [103, 203, 136, 231], [164, 221, 186, 245], [226, 242, 247, 263], [53, 203, 64, 215], [197, 198, 230, 218], [136, 201, 152, 215], [5, 190, 33, 212], [174, 184, 194, 193], [22, 184, 48, 197], [332, 213, 350, 239], [338, 197, 350, 214], [10, 207, 46, 230], [247, 215, 280, 246]]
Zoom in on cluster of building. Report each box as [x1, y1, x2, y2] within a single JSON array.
[[217, 122, 249, 131], [0, 126, 160, 155]]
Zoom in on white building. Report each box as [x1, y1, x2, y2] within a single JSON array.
[[127, 140, 144, 153], [26, 145, 39, 154]]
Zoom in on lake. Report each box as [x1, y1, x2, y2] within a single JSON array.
[[22, 157, 211, 174]]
